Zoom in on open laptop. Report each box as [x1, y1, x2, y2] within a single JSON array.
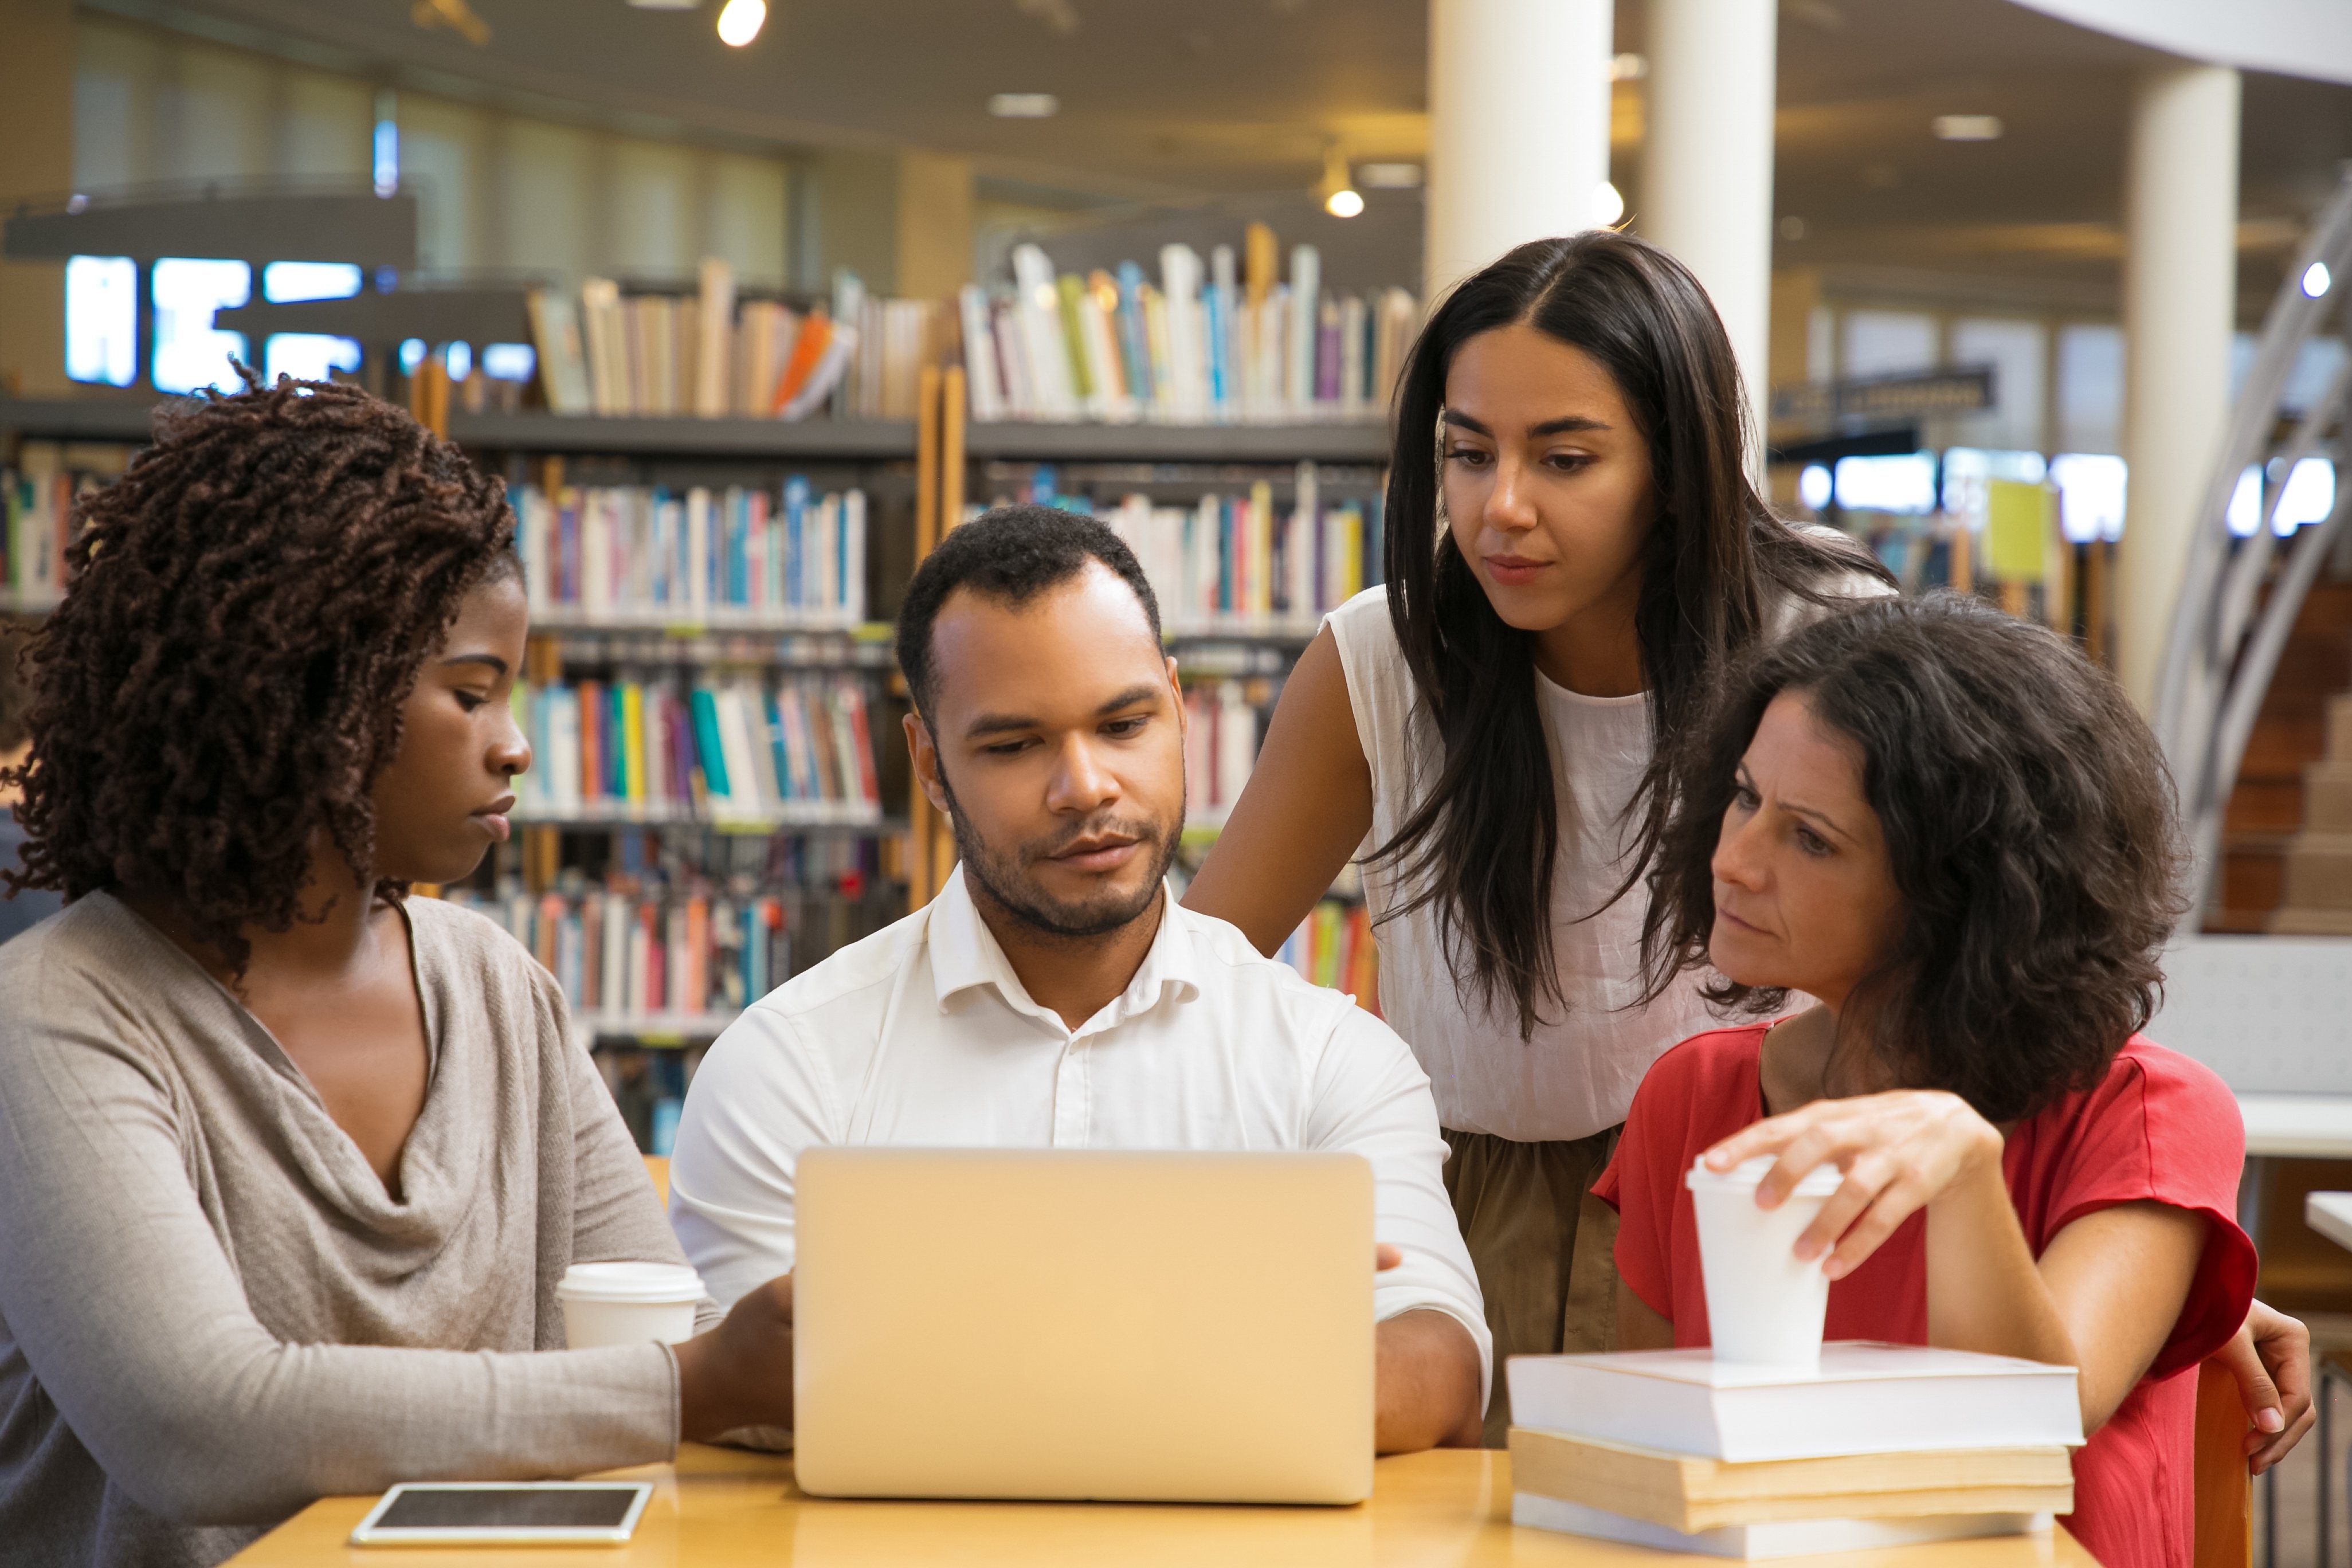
[[792, 1147, 1375, 1504]]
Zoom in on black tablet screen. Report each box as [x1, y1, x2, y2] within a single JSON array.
[[374, 1487, 641, 1530]]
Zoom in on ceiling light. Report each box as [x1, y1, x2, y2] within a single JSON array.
[[1931, 115, 2002, 142], [1358, 162, 1421, 190], [989, 92, 1059, 118], [2304, 262, 2333, 299], [1316, 147, 1362, 218], [716, 0, 763, 46], [1591, 181, 1625, 227]]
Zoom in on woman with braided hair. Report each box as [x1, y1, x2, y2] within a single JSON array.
[[0, 377, 793, 1566]]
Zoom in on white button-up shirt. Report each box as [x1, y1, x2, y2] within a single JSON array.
[[668, 867, 1492, 1403]]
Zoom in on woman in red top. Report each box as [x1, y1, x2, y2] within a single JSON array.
[[1595, 595, 2298, 1568]]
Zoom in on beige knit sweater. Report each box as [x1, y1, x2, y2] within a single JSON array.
[[0, 892, 707, 1567]]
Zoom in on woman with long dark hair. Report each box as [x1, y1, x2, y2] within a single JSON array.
[[0, 377, 793, 1565], [1182, 231, 1891, 1441]]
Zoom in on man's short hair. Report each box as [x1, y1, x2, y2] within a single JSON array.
[[896, 504, 1162, 724]]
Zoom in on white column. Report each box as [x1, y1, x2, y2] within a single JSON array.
[[1641, 0, 1778, 444], [1422, 0, 1613, 305], [2114, 64, 2241, 711]]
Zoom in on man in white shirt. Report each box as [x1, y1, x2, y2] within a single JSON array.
[[669, 505, 1488, 1454]]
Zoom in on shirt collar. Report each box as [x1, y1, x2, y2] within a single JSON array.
[[928, 865, 1202, 1037]]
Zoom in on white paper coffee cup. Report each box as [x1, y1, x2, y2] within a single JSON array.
[[557, 1261, 704, 1349], [1686, 1155, 1844, 1370]]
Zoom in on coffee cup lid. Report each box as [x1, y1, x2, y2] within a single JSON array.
[[556, 1261, 705, 1304], [1685, 1154, 1843, 1198]]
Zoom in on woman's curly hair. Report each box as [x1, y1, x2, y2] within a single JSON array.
[[1640, 594, 2186, 1123], [1, 374, 517, 974]]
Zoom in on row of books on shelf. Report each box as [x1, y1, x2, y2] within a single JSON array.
[[1182, 679, 1265, 827], [3, 442, 130, 605], [963, 234, 1418, 425], [1100, 469, 1377, 633], [444, 873, 905, 1034], [1274, 900, 1380, 1013], [515, 673, 882, 825], [511, 480, 867, 628], [531, 261, 940, 423]]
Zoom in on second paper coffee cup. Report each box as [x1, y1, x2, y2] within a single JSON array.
[[557, 1261, 705, 1349], [1685, 1155, 1843, 1370]]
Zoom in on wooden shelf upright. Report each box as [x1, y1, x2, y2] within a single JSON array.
[[906, 365, 966, 912]]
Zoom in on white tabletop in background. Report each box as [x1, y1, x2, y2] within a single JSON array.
[[2305, 1193, 2352, 1253], [2238, 1095, 2352, 1158]]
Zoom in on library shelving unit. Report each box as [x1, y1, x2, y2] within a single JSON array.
[[410, 380, 925, 1153]]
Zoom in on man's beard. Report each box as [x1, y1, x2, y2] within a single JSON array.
[[936, 767, 1182, 941]]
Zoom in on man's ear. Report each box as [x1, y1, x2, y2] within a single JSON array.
[[903, 711, 951, 817]]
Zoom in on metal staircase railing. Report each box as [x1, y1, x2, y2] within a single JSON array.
[[2155, 170, 2352, 918]]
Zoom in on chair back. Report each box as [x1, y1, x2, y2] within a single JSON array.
[[643, 1154, 671, 1206], [2192, 1359, 2252, 1568]]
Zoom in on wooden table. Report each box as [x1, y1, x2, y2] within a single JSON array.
[[226, 1444, 2100, 1567], [2306, 1190, 2352, 1252], [2231, 1095, 2352, 1242]]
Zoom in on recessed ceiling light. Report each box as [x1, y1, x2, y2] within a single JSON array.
[[2305, 262, 2333, 299], [990, 93, 1060, 118], [715, 0, 763, 45], [1591, 182, 1625, 226], [1932, 115, 2003, 142], [1358, 162, 1421, 189], [1325, 188, 1365, 218]]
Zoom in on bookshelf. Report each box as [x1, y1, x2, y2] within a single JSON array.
[[436, 397, 922, 1158]]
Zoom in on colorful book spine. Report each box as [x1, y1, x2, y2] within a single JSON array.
[[512, 478, 867, 628], [513, 676, 885, 825]]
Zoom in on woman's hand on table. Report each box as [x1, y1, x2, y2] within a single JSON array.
[[2209, 1299, 2314, 1474], [1700, 1089, 2005, 1279], [674, 1273, 794, 1443]]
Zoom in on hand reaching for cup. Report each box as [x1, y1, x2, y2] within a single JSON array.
[[1698, 1089, 2006, 1280]]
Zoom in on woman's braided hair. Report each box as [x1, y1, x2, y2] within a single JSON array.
[[1, 373, 518, 973]]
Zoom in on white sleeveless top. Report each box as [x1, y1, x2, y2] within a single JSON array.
[[1326, 566, 1890, 1142]]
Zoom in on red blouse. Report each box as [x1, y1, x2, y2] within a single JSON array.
[[1594, 1025, 2257, 1568]]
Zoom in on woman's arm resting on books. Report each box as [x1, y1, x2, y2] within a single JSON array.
[[2206, 1300, 2313, 1474], [1702, 1094, 2205, 1432], [1375, 1309, 1484, 1453], [2030, 1202, 2206, 1430], [1181, 628, 1374, 957]]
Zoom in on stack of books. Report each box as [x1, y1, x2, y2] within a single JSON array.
[[510, 477, 867, 629], [1506, 1343, 2083, 1561], [959, 230, 1419, 426]]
